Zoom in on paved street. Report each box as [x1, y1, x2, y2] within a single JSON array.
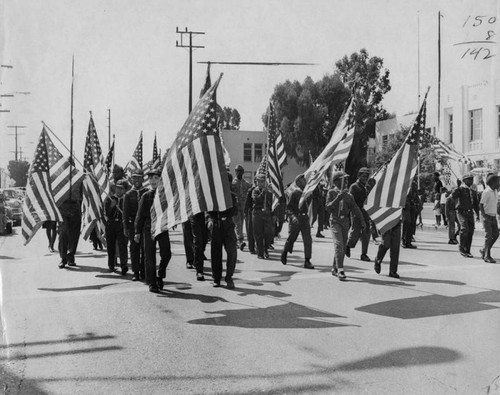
[[1, 207, 500, 394]]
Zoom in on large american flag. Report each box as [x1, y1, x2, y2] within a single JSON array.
[[299, 97, 356, 207], [151, 74, 232, 237], [125, 132, 143, 176], [429, 134, 476, 167], [81, 116, 109, 244], [21, 128, 63, 245], [267, 102, 286, 197], [365, 92, 427, 235], [44, 131, 85, 205]]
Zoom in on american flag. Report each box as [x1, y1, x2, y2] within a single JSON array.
[[125, 132, 143, 176], [365, 91, 427, 235], [152, 133, 160, 167], [44, 130, 85, 206], [81, 116, 109, 245], [429, 134, 476, 167], [299, 97, 356, 207], [21, 128, 63, 245], [104, 141, 115, 175], [151, 74, 232, 237], [267, 102, 286, 197]]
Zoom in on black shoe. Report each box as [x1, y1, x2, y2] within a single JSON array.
[[239, 242, 246, 251], [466, 252, 473, 258], [338, 271, 346, 281], [304, 260, 314, 269], [448, 240, 456, 245], [149, 285, 160, 293], [121, 266, 128, 276], [225, 277, 235, 289], [281, 251, 287, 265], [331, 268, 338, 277], [132, 272, 140, 281], [360, 254, 371, 262], [257, 255, 264, 259], [484, 256, 496, 263], [157, 277, 164, 290], [460, 251, 468, 257], [186, 262, 194, 269], [249, 250, 256, 255], [316, 233, 324, 238], [58, 260, 67, 269], [196, 273, 205, 281], [108, 267, 116, 273], [374, 258, 381, 274], [67, 261, 76, 267], [406, 244, 417, 249], [389, 272, 400, 279], [345, 246, 351, 258], [264, 250, 269, 259]]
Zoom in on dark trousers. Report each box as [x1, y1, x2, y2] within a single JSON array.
[[182, 221, 194, 264], [106, 223, 128, 270], [447, 210, 459, 241], [142, 231, 156, 285], [129, 233, 144, 275], [457, 211, 475, 254], [441, 203, 448, 225], [253, 211, 274, 256], [310, 200, 325, 232], [58, 215, 81, 264], [347, 208, 370, 254], [283, 213, 312, 259], [210, 219, 237, 281], [483, 215, 499, 258], [245, 214, 255, 253], [157, 231, 171, 276], [376, 221, 401, 274], [401, 207, 415, 246], [190, 213, 206, 274]]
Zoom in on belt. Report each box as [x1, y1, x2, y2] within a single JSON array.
[[457, 209, 472, 213]]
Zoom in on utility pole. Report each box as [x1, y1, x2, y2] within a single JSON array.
[[107, 109, 111, 151], [176, 27, 205, 114], [7, 125, 26, 161]]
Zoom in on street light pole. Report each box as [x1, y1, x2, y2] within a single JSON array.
[[7, 125, 26, 161]]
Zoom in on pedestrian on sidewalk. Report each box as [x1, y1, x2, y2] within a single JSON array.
[[479, 174, 499, 263], [325, 171, 364, 281], [452, 173, 480, 258]]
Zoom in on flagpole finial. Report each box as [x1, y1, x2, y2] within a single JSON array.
[[89, 110, 93, 118]]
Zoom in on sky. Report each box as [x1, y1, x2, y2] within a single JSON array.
[[0, 0, 498, 170]]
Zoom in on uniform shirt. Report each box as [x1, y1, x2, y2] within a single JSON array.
[[445, 195, 457, 217], [451, 185, 479, 215], [244, 185, 255, 217], [135, 189, 155, 236], [480, 186, 498, 216], [252, 187, 273, 213], [325, 187, 363, 225], [104, 195, 124, 224], [285, 185, 308, 216], [123, 187, 147, 232], [349, 181, 368, 208], [232, 177, 251, 211]]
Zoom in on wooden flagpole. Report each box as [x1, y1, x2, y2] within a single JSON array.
[[69, 56, 75, 199]]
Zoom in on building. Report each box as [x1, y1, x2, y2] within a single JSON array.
[[221, 129, 306, 186]]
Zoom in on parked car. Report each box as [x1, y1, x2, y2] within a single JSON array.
[[0, 198, 13, 235], [0, 188, 23, 226]]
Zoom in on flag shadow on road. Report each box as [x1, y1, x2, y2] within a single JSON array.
[[157, 289, 228, 304], [38, 283, 120, 292], [63, 264, 111, 274], [188, 301, 355, 329], [355, 290, 500, 319]]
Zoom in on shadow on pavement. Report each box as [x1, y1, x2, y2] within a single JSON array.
[[228, 286, 291, 298], [188, 301, 354, 329], [38, 283, 120, 292], [333, 346, 462, 371], [0, 255, 15, 259], [355, 289, 500, 319], [158, 289, 228, 304]]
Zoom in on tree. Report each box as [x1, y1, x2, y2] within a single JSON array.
[[7, 160, 29, 187], [266, 49, 391, 171], [220, 107, 241, 130]]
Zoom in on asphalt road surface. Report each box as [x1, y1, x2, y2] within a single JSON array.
[[1, 209, 499, 394]]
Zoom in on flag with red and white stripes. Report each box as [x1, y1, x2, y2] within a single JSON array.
[[266, 102, 286, 198], [151, 74, 232, 236], [299, 97, 356, 207], [104, 141, 115, 175], [366, 92, 428, 235], [44, 131, 85, 206], [430, 134, 476, 167], [21, 128, 63, 245], [81, 116, 109, 245], [125, 132, 143, 177]]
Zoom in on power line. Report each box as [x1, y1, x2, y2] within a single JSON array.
[[7, 125, 26, 161]]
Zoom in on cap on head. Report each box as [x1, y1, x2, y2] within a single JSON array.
[[116, 179, 128, 189], [131, 169, 144, 177], [255, 174, 265, 181], [358, 167, 370, 176], [332, 171, 349, 182], [235, 164, 244, 172], [146, 167, 161, 177], [462, 173, 473, 181]]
